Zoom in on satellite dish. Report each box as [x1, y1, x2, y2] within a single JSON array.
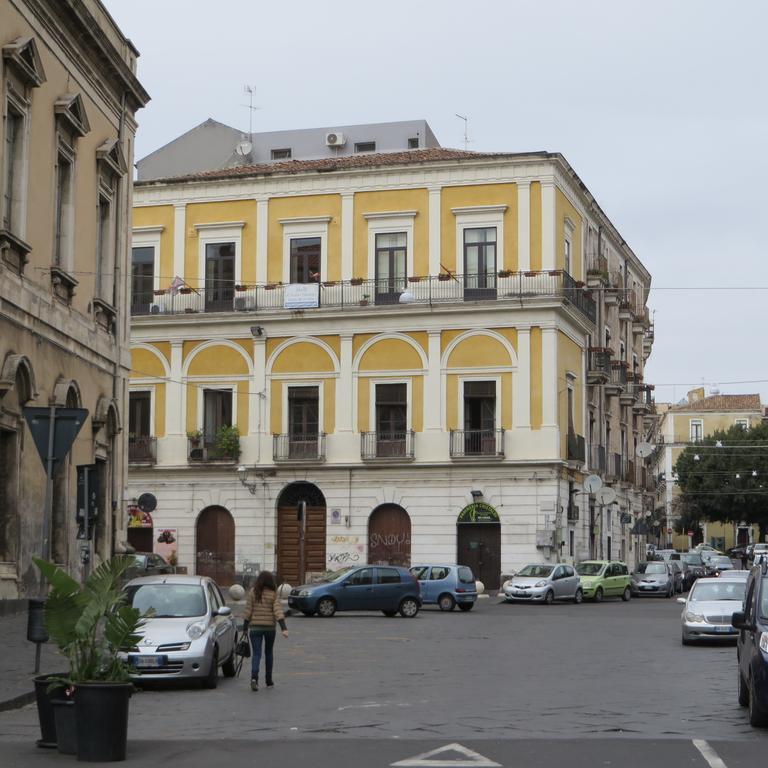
[[636, 442, 655, 458], [137, 493, 157, 513], [235, 140, 253, 157], [596, 487, 617, 505], [583, 474, 603, 494]]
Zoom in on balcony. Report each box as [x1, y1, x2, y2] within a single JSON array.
[[449, 429, 505, 459], [187, 436, 240, 464], [606, 452, 626, 481], [273, 433, 326, 463], [620, 375, 640, 406], [128, 435, 156, 465], [633, 385, 653, 414], [619, 288, 637, 321], [588, 443, 606, 472], [131, 270, 596, 326], [361, 431, 415, 461], [587, 348, 612, 385], [605, 361, 627, 396], [586, 254, 608, 286], [567, 433, 586, 463]]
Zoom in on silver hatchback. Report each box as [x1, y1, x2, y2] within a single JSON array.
[[122, 575, 237, 688], [503, 563, 582, 604]]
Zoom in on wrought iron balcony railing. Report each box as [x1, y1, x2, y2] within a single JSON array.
[[273, 433, 326, 462], [449, 429, 505, 458], [131, 270, 596, 325], [567, 433, 586, 463], [128, 435, 156, 464], [588, 443, 606, 471], [187, 437, 240, 463], [360, 431, 415, 461]]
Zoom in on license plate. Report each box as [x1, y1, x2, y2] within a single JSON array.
[[130, 654, 167, 668], [514, 590, 527, 596], [714, 626, 735, 633], [641, 585, 653, 590]]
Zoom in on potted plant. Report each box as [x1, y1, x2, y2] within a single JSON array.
[[152, 289, 165, 296], [186, 429, 203, 447], [437, 272, 451, 281], [33, 556, 151, 762], [234, 283, 248, 292], [178, 286, 192, 295], [214, 424, 241, 461], [359, 294, 370, 306], [350, 277, 363, 286], [408, 275, 421, 283], [497, 269, 512, 278], [322, 280, 337, 287], [264, 283, 278, 290]]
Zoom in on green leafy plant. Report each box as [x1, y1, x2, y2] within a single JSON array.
[[186, 429, 203, 444], [33, 556, 151, 685], [214, 424, 241, 460]]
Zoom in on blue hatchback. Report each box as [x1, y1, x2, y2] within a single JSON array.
[[287, 565, 421, 618], [409, 564, 477, 611]]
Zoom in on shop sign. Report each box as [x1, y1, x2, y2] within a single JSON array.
[[457, 502, 500, 524]]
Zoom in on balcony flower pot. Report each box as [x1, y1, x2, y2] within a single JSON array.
[[497, 270, 512, 278], [33, 556, 152, 763], [524, 270, 539, 277], [437, 273, 451, 281], [264, 283, 277, 290], [322, 280, 337, 287], [350, 277, 363, 286], [359, 296, 370, 306], [548, 270, 563, 277], [235, 284, 248, 291], [152, 289, 165, 296], [408, 276, 421, 283], [178, 287, 192, 295], [33, 672, 69, 748]]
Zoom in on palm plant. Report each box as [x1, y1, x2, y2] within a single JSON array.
[[33, 556, 150, 684]]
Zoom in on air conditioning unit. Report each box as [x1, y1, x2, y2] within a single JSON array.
[[567, 505, 580, 522], [325, 132, 346, 147]]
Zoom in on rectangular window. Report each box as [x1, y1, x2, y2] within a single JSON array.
[[96, 194, 113, 301], [289, 237, 321, 284], [354, 141, 376, 153], [689, 419, 703, 443], [564, 238, 571, 274], [374, 231, 407, 304], [271, 148, 291, 160], [2, 106, 23, 231], [735, 418, 749, 430], [131, 246, 155, 314], [567, 386, 575, 433], [463, 380, 496, 455], [54, 152, 73, 267], [287, 386, 319, 458], [376, 383, 407, 457], [204, 242, 235, 311], [407, 137, 419, 149], [203, 389, 233, 443], [463, 227, 496, 298], [129, 392, 152, 438]]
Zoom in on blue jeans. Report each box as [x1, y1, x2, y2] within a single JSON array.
[[249, 628, 276, 681]]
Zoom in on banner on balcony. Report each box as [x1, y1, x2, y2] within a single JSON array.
[[457, 502, 500, 524], [128, 504, 153, 528], [284, 283, 319, 309]]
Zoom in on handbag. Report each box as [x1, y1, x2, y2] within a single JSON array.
[[236, 632, 251, 658]]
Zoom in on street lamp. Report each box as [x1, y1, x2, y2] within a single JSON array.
[[237, 465, 260, 495]]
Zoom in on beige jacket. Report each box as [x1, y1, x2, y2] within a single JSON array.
[[243, 587, 286, 630]]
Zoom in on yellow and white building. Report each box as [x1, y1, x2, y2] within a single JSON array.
[[654, 389, 764, 551], [128, 147, 654, 588]]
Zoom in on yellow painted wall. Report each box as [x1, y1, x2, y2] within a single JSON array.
[[405, 331, 428, 357], [440, 184, 518, 273], [356, 376, 423, 432], [445, 373, 512, 430], [556, 187, 583, 280], [267, 195, 341, 282], [558, 332, 584, 457], [530, 327, 543, 429], [359, 338, 424, 371], [154, 384, 166, 438], [493, 328, 518, 353], [447, 334, 513, 368], [133, 206, 175, 286], [271, 342, 336, 373], [530, 182, 542, 271], [187, 345, 250, 376], [671, 412, 763, 442], [353, 189, 430, 277], [183, 200, 257, 285], [441, 330, 463, 356], [672, 523, 760, 552], [130, 347, 167, 379]]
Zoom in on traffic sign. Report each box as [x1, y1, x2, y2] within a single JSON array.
[[23, 407, 88, 476], [687, 529, 694, 536]]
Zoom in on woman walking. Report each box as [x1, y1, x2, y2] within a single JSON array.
[[242, 571, 289, 691]]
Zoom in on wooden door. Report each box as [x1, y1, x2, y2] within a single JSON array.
[[368, 505, 411, 566], [276, 483, 326, 586], [196, 506, 235, 586], [457, 523, 501, 589], [127, 528, 153, 553]]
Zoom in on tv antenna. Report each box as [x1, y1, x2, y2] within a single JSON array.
[[455, 113, 470, 150], [243, 85, 262, 137]]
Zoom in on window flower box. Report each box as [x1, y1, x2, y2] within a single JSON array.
[[179, 287, 192, 294], [438, 273, 451, 281], [350, 277, 363, 286], [235, 284, 249, 291], [408, 276, 421, 283], [264, 283, 278, 290], [153, 289, 166, 296], [497, 270, 513, 278]]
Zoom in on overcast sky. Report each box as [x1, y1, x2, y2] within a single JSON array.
[[106, 0, 768, 406]]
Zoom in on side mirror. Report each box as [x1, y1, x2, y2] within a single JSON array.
[[676, 597, 686, 604], [731, 611, 748, 630], [217, 606, 232, 616]]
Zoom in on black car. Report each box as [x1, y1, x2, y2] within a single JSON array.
[[731, 561, 768, 727], [125, 552, 173, 580]]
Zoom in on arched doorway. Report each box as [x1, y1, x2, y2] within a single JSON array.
[[456, 501, 501, 589], [196, 506, 235, 585], [276, 482, 326, 586], [368, 505, 411, 566]]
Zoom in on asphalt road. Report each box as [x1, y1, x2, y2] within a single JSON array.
[[2, 594, 767, 767]]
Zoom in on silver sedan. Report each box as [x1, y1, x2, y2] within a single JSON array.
[[678, 577, 746, 644], [502, 563, 582, 604]]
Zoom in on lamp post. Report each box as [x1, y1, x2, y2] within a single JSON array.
[[236, 465, 260, 495]]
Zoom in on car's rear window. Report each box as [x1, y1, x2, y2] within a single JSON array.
[[126, 584, 206, 618], [377, 568, 401, 584], [409, 566, 429, 580], [457, 566, 474, 584]]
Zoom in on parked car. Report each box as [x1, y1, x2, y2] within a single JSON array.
[[574, 561, 631, 602], [668, 560, 685, 593], [502, 563, 582, 604], [706, 555, 736, 576], [749, 543, 768, 564], [409, 564, 477, 612], [719, 569, 749, 582], [731, 561, 768, 726], [679, 576, 746, 645], [680, 553, 707, 589], [288, 565, 421, 618], [125, 552, 173, 580], [121, 575, 237, 687], [728, 545, 750, 560], [630, 561, 675, 597]]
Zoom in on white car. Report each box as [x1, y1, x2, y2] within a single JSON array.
[[678, 577, 746, 645], [502, 563, 582, 604]]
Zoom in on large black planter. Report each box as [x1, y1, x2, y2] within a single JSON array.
[[52, 699, 76, 755], [74, 682, 131, 762], [33, 673, 68, 748]]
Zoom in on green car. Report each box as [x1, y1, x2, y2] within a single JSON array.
[[575, 561, 632, 602]]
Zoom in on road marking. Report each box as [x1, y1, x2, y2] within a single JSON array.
[[693, 740, 728, 768], [391, 742, 501, 767]]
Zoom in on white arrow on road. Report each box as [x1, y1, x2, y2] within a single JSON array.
[[391, 742, 501, 767]]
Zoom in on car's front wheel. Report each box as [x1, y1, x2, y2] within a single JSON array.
[[738, 669, 749, 707], [622, 587, 631, 602], [202, 648, 218, 689], [316, 597, 336, 618], [221, 649, 236, 678], [749, 674, 768, 726], [594, 587, 603, 603], [544, 590, 555, 605], [573, 588, 583, 604], [399, 597, 419, 618], [438, 594, 455, 612]]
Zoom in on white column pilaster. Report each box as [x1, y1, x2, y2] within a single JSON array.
[[167, 341, 184, 435], [336, 333, 354, 432], [514, 327, 531, 428], [173, 204, 186, 279], [256, 199, 268, 284], [341, 193, 354, 280], [428, 186, 441, 275], [542, 327, 558, 427], [424, 331, 442, 430], [517, 181, 531, 272], [541, 180, 556, 270]]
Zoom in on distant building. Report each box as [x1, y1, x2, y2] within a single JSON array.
[[136, 119, 440, 181], [652, 388, 764, 550], [0, 0, 148, 601]]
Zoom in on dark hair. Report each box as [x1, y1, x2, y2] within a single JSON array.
[[253, 570, 277, 603]]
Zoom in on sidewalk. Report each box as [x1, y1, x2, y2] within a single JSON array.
[[0, 610, 65, 712]]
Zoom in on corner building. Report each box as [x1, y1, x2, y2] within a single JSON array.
[[128, 148, 655, 589]]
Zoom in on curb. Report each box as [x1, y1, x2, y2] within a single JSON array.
[[0, 690, 35, 713]]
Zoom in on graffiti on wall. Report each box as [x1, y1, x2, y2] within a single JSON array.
[[326, 534, 364, 569]]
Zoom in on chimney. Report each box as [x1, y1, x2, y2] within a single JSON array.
[[687, 387, 706, 404]]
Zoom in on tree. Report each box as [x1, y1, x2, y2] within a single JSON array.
[[674, 422, 768, 541]]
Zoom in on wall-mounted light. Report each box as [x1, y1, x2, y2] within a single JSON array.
[[471, 490, 483, 500], [250, 325, 265, 337], [237, 465, 259, 495]]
